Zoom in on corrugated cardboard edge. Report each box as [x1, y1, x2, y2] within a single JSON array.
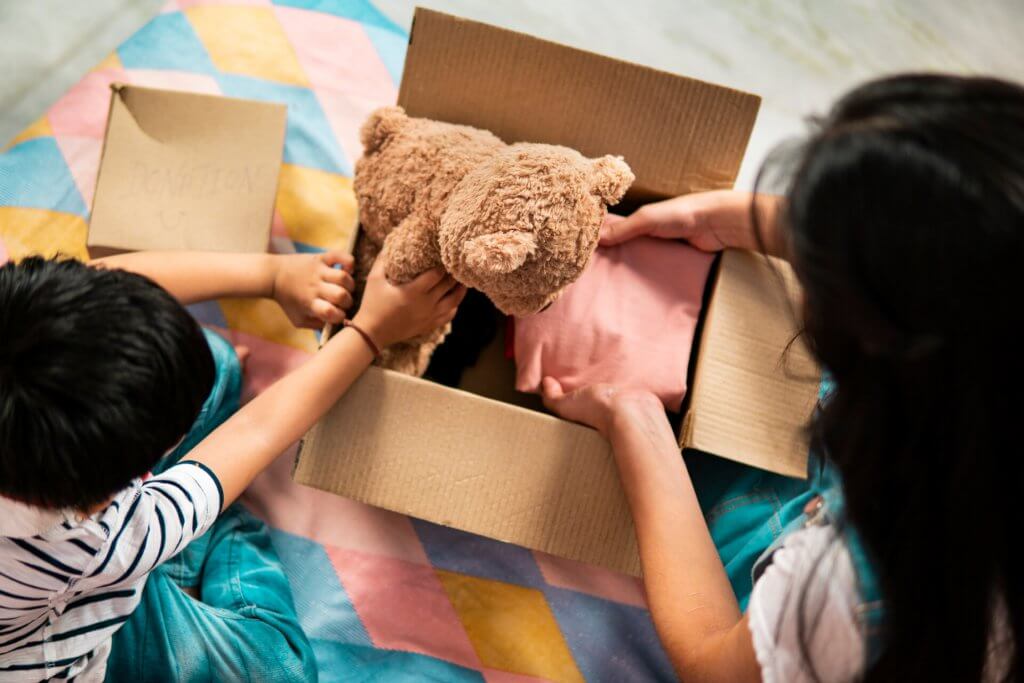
[[86, 83, 125, 251], [294, 365, 641, 576], [86, 84, 288, 253], [263, 96, 288, 253], [399, 9, 761, 205], [680, 250, 820, 478]]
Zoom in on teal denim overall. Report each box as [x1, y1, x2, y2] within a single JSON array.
[[105, 329, 317, 682], [687, 379, 884, 665]]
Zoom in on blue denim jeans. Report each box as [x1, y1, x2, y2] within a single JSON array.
[[687, 450, 817, 610], [106, 329, 316, 682]]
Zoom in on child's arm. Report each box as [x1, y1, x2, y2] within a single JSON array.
[[543, 379, 761, 683], [186, 259, 466, 507], [92, 250, 355, 327]]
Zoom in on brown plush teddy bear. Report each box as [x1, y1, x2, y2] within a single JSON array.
[[352, 105, 634, 376]]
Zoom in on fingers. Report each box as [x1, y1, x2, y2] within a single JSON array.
[[541, 376, 566, 407], [321, 265, 355, 292], [318, 282, 354, 310], [543, 377, 582, 420], [366, 256, 388, 279], [440, 284, 468, 308], [409, 267, 447, 292], [432, 307, 459, 328], [541, 377, 586, 424], [431, 285, 466, 324], [600, 198, 695, 246], [312, 280, 352, 327], [432, 275, 461, 300], [319, 250, 354, 272], [599, 214, 625, 244], [436, 274, 457, 293], [310, 298, 346, 325], [600, 211, 651, 246], [428, 272, 457, 296]]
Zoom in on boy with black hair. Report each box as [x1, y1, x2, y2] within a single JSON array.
[[0, 250, 465, 681]]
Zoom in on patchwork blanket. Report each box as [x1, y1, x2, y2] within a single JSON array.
[[0, 2, 675, 680]]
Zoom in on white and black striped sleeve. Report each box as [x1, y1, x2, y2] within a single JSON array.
[[89, 461, 224, 588]]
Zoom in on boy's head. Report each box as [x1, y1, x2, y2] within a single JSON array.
[[0, 257, 214, 510]]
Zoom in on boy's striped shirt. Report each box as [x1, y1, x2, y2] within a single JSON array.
[[0, 461, 222, 681]]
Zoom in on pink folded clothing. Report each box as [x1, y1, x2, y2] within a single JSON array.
[[513, 237, 715, 411]]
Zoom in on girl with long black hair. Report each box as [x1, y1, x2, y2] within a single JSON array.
[[544, 74, 1024, 682]]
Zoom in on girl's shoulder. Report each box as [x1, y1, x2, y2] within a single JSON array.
[[747, 523, 865, 683]]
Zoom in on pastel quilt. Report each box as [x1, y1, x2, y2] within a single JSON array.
[[0, 2, 675, 680]]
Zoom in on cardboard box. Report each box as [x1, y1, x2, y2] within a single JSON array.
[[88, 85, 286, 255], [682, 250, 819, 479], [294, 9, 820, 576]]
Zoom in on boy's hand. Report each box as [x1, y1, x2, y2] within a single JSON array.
[[352, 259, 467, 349], [271, 251, 355, 328]]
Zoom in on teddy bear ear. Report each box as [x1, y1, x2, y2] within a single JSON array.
[[462, 231, 537, 276], [590, 155, 635, 205], [359, 106, 408, 153]]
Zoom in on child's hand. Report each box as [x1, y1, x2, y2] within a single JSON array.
[[271, 251, 355, 328], [600, 190, 783, 256], [600, 192, 735, 250], [541, 377, 662, 437], [352, 259, 467, 349]]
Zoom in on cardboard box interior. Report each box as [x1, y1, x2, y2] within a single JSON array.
[[88, 84, 286, 256], [295, 9, 820, 576]]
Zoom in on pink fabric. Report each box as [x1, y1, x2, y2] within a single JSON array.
[[513, 237, 714, 412]]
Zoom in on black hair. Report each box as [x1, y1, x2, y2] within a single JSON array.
[[0, 256, 214, 510], [769, 74, 1024, 681]]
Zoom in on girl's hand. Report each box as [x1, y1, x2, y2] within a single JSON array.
[[271, 251, 356, 328], [541, 377, 662, 438], [352, 259, 467, 349], [600, 190, 784, 257]]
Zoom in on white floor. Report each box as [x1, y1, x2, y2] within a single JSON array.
[[2, 0, 1022, 188], [0, 0, 163, 144]]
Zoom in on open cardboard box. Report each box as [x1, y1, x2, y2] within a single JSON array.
[[294, 9, 820, 577], [88, 85, 287, 256]]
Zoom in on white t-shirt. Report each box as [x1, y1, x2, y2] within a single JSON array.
[[747, 524, 866, 683], [748, 523, 1013, 683], [0, 461, 222, 682]]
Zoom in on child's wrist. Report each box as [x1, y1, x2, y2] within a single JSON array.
[[607, 392, 665, 436], [261, 254, 282, 299], [350, 312, 389, 350], [343, 319, 382, 357]]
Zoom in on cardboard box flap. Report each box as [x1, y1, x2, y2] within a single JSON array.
[[399, 9, 761, 203], [88, 84, 286, 253], [682, 250, 820, 478], [295, 366, 641, 576]]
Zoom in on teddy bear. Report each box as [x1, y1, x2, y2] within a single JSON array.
[[352, 105, 634, 376]]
